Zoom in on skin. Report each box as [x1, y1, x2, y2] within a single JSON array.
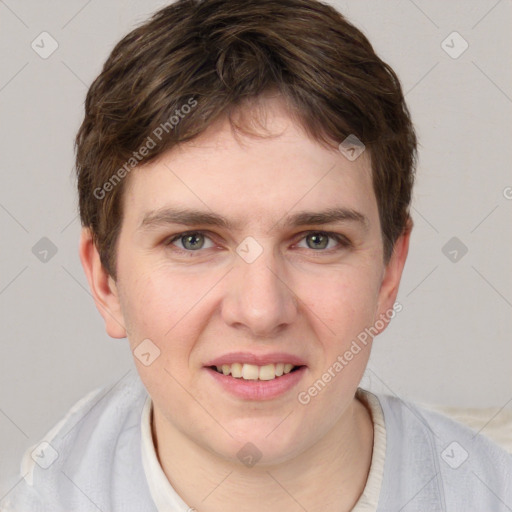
[[80, 95, 411, 512]]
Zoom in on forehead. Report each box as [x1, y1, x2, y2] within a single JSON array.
[[121, 97, 377, 231]]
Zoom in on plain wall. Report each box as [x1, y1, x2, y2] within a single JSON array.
[[1, 0, 511, 491]]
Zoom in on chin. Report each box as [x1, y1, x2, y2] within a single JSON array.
[[201, 420, 310, 468]]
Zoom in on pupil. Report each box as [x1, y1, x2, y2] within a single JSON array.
[[184, 233, 203, 250], [308, 233, 327, 250]]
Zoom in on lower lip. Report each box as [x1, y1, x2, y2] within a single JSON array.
[[205, 366, 307, 401]]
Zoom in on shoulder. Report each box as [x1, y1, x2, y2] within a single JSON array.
[[365, 390, 512, 511], [1, 370, 156, 512]]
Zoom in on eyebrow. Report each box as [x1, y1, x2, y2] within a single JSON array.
[[138, 206, 369, 232], [137, 208, 369, 231]]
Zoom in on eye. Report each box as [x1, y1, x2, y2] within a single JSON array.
[[164, 230, 351, 255], [296, 231, 350, 251], [165, 231, 215, 251]]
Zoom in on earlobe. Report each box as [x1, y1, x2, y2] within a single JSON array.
[[375, 218, 412, 330], [78, 227, 127, 339]]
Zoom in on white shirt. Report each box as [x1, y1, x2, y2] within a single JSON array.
[[139, 388, 388, 511], [3, 369, 511, 511]]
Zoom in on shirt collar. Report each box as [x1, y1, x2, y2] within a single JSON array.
[[140, 388, 386, 511], [140, 395, 192, 512]]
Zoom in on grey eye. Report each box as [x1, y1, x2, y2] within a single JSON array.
[[181, 233, 206, 250], [305, 232, 330, 250], [166, 231, 216, 252]]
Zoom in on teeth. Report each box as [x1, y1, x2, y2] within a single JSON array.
[[212, 362, 299, 380], [231, 363, 243, 378], [242, 364, 259, 380], [258, 364, 276, 381], [284, 363, 294, 373]]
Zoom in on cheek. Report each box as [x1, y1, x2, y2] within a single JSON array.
[[117, 270, 172, 358], [121, 260, 382, 350], [119, 268, 217, 360], [299, 264, 381, 342], [118, 270, 201, 403]]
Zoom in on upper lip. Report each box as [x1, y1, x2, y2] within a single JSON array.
[[205, 352, 307, 367]]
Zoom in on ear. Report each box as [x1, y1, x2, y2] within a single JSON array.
[[78, 227, 127, 339], [374, 218, 412, 331]]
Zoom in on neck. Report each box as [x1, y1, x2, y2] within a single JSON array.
[[152, 396, 374, 512]]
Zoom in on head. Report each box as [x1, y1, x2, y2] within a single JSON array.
[[78, 0, 416, 465]]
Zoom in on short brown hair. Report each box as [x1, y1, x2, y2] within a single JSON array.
[[75, 0, 417, 280]]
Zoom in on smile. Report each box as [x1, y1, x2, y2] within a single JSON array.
[[206, 364, 307, 400], [210, 362, 301, 381]]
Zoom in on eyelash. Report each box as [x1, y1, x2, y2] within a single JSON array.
[[163, 230, 351, 256]]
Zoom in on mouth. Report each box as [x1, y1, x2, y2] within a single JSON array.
[[203, 352, 308, 400], [208, 362, 304, 381], [205, 361, 307, 401]]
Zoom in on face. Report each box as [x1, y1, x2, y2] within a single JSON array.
[[81, 96, 409, 465]]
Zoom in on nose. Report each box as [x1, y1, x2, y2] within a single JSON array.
[[221, 246, 299, 338]]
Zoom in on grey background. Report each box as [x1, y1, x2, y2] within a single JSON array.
[[1, 0, 511, 492]]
